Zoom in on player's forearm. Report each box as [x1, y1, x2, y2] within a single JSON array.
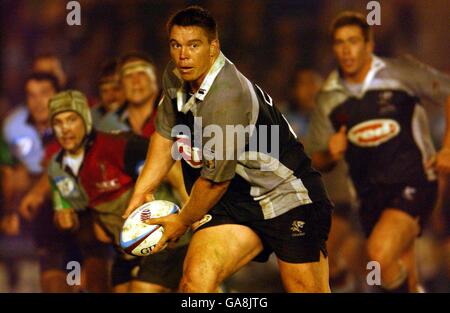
[[166, 161, 189, 204], [31, 173, 51, 197], [442, 95, 450, 149], [311, 150, 337, 172], [178, 177, 230, 226], [133, 131, 175, 195]]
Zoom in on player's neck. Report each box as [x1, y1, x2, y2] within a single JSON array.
[[66, 145, 85, 158], [34, 119, 49, 136], [343, 56, 372, 84], [127, 96, 155, 133]]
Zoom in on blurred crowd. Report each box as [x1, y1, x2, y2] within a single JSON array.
[[0, 0, 449, 292]]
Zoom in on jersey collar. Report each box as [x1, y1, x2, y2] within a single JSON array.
[[322, 54, 386, 96], [174, 52, 226, 113]]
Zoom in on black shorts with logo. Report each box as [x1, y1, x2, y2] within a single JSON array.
[[193, 200, 333, 264], [359, 182, 437, 237]]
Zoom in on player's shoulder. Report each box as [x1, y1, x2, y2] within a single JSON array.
[[316, 71, 347, 112], [162, 60, 183, 99], [3, 106, 33, 140], [4, 106, 28, 128], [380, 55, 430, 77]]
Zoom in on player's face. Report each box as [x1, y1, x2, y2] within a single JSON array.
[[52, 111, 86, 154], [121, 62, 158, 107], [169, 25, 219, 91], [333, 25, 373, 79], [99, 77, 125, 112], [25, 80, 55, 125]]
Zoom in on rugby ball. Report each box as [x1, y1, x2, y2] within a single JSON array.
[[120, 200, 180, 256]]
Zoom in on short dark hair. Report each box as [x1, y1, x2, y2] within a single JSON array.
[[98, 58, 120, 86], [167, 6, 218, 41], [330, 11, 372, 42], [119, 51, 156, 72], [33, 52, 61, 63], [24, 72, 60, 92]]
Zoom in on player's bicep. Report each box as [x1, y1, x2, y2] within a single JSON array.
[[401, 56, 450, 106], [155, 94, 177, 140], [305, 102, 334, 156]]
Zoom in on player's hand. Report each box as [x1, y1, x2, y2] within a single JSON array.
[[143, 213, 190, 254], [122, 192, 154, 219], [54, 209, 79, 231], [328, 126, 348, 161], [435, 148, 450, 174], [0, 212, 20, 236], [19, 190, 45, 221]]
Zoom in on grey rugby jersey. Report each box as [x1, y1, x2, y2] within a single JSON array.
[[156, 52, 329, 220], [307, 55, 450, 195]]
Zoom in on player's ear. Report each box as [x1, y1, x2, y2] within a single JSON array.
[[210, 39, 220, 57], [366, 38, 374, 54]]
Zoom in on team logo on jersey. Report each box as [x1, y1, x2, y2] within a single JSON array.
[[13, 137, 33, 157], [175, 135, 203, 168], [96, 178, 121, 192], [348, 119, 400, 147], [378, 91, 397, 114], [55, 176, 77, 197]]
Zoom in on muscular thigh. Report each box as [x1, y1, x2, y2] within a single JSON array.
[[184, 224, 264, 281], [277, 251, 330, 292], [368, 209, 420, 261]]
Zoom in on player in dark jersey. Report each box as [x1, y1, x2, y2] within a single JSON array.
[[307, 12, 450, 292], [124, 6, 333, 293]]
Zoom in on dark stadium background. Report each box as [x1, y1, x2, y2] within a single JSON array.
[[0, 0, 449, 292]]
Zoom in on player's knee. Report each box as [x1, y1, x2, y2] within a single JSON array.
[[283, 275, 330, 293], [367, 240, 392, 269], [41, 270, 72, 293], [179, 263, 222, 292]]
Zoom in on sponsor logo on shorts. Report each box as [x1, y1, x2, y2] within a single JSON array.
[[348, 119, 400, 147], [191, 214, 212, 232], [290, 220, 305, 237]]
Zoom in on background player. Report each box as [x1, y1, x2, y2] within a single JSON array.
[[307, 11, 450, 292], [48, 90, 189, 292]]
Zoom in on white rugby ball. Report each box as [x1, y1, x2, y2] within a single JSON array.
[[120, 200, 180, 256]]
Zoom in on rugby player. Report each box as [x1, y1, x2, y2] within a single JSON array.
[[124, 6, 333, 293], [3, 73, 110, 292], [48, 90, 188, 293], [91, 59, 125, 124], [307, 12, 450, 292]]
